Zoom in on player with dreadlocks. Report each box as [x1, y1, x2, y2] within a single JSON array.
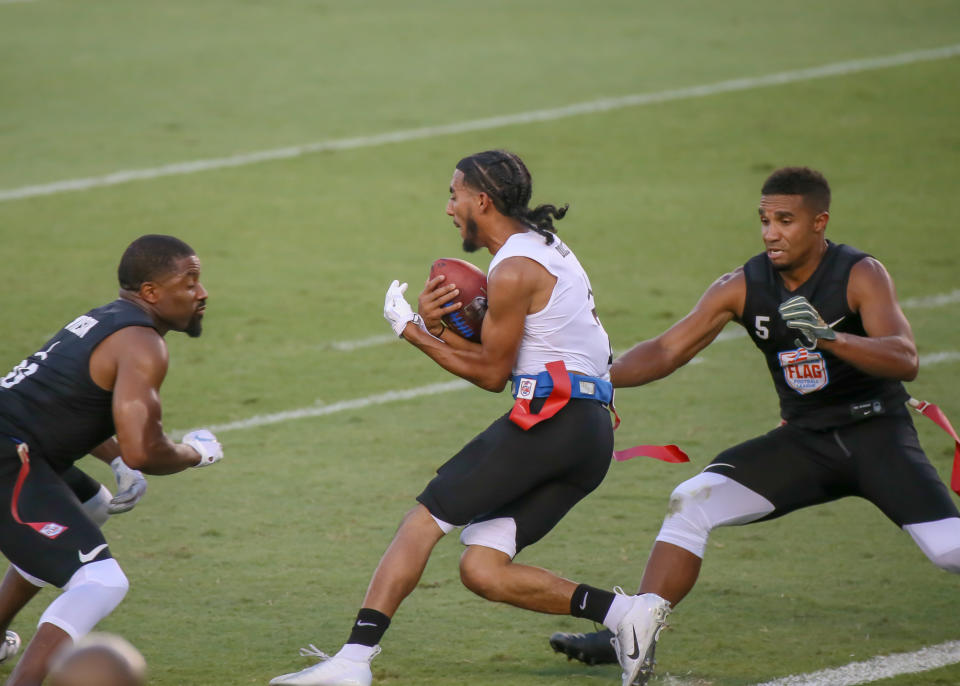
[[271, 150, 667, 686]]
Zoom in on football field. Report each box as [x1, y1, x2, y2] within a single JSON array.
[[2, 2, 960, 685]]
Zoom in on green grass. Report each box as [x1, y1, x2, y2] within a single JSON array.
[[1, 1, 959, 685]]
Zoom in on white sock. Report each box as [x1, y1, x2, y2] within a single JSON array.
[[337, 643, 378, 662], [602, 593, 636, 631]]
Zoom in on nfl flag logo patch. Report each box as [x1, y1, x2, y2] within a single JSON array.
[[517, 378, 537, 400], [778, 348, 829, 395]]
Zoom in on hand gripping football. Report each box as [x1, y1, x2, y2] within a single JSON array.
[[429, 258, 488, 342]]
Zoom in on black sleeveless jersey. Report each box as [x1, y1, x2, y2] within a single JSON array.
[[739, 241, 908, 430], [0, 299, 157, 471]]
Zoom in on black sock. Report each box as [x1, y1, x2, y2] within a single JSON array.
[[569, 584, 615, 624], [346, 608, 391, 647]]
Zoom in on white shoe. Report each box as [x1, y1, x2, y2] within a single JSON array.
[[0, 631, 20, 664], [610, 590, 670, 686], [270, 645, 381, 686]]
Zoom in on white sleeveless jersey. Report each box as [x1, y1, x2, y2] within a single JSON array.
[[487, 231, 611, 379]]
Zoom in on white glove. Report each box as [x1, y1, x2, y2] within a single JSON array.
[[383, 280, 426, 337], [107, 457, 147, 514], [183, 429, 224, 467]]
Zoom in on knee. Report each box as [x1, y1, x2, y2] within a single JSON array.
[[905, 518, 960, 574], [930, 547, 960, 574], [459, 549, 506, 601]]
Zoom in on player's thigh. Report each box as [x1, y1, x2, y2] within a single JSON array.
[[0, 454, 110, 588], [418, 399, 613, 526], [703, 425, 851, 519], [847, 415, 960, 525]]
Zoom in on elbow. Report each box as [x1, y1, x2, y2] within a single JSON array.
[[477, 375, 509, 393], [903, 354, 920, 382]]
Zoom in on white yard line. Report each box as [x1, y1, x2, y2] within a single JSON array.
[[751, 640, 960, 686], [902, 289, 960, 308], [174, 379, 470, 438], [3, 44, 959, 203], [0, 0, 36, 4], [920, 351, 960, 366]]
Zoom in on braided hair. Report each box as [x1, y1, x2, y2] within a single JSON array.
[[455, 150, 568, 244]]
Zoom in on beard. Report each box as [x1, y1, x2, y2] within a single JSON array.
[[461, 215, 480, 253], [185, 313, 204, 338]]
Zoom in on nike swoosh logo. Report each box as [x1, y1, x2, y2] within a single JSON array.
[[828, 315, 846, 328], [627, 627, 641, 660], [579, 592, 588, 610], [356, 621, 377, 627], [78, 543, 108, 563]]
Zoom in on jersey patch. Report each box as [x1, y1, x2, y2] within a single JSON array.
[[778, 348, 829, 395], [65, 315, 99, 339]]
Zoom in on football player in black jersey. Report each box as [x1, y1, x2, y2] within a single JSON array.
[[0, 235, 224, 686], [549, 167, 960, 678]]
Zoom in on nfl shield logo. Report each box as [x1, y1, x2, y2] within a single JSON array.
[[517, 378, 537, 400], [778, 348, 829, 395]]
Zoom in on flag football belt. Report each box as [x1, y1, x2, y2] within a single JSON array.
[[508, 360, 613, 431]]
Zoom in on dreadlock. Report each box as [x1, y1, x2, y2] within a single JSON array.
[[455, 150, 568, 244]]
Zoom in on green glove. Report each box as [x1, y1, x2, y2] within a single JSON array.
[[778, 295, 837, 350]]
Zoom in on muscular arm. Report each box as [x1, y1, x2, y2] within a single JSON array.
[[400, 257, 539, 392], [92, 327, 202, 474], [89, 437, 121, 464], [816, 257, 918, 380], [612, 269, 745, 388]]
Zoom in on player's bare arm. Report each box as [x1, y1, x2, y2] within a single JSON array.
[[93, 327, 203, 474], [816, 257, 919, 380], [89, 437, 121, 464], [612, 269, 745, 388], [403, 257, 542, 391]]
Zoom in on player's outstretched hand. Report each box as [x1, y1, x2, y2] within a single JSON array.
[[384, 280, 426, 338], [778, 295, 837, 350], [107, 457, 148, 514], [183, 429, 224, 467], [417, 274, 460, 337]]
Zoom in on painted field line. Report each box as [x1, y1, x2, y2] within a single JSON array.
[[920, 350, 960, 366], [752, 639, 960, 686], [903, 289, 960, 308], [176, 378, 471, 437], [0, 0, 36, 4], [3, 44, 960, 203]]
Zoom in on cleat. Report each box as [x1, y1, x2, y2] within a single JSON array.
[[610, 590, 670, 686], [270, 645, 381, 686], [0, 631, 20, 664], [549, 628, 617, 665]]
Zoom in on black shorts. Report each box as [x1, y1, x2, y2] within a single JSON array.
[[704, 410, 959, 526], [0, 441, 111, 588], [417, 398, 614, 554]]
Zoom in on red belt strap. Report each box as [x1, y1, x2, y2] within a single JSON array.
[[613, 444, 690, 463], [509, 360, 571, 430], [11, 443, 69, 539], [909, 398, 960, 497]]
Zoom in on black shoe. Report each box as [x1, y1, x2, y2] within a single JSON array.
[[548, 628, 618, 665]]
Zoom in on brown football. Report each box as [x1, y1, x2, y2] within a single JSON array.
[[429, 258, 488, 342]]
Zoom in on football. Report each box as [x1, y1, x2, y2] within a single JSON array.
[[429, 258, 488, 342]]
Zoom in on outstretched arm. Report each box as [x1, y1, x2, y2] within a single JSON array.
[[612, 269, 745, 388], [816, 257, 918, 380]]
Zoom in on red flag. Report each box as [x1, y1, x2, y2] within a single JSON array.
[[909, 398, 960, 496], [614, 444, 690, 463]]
